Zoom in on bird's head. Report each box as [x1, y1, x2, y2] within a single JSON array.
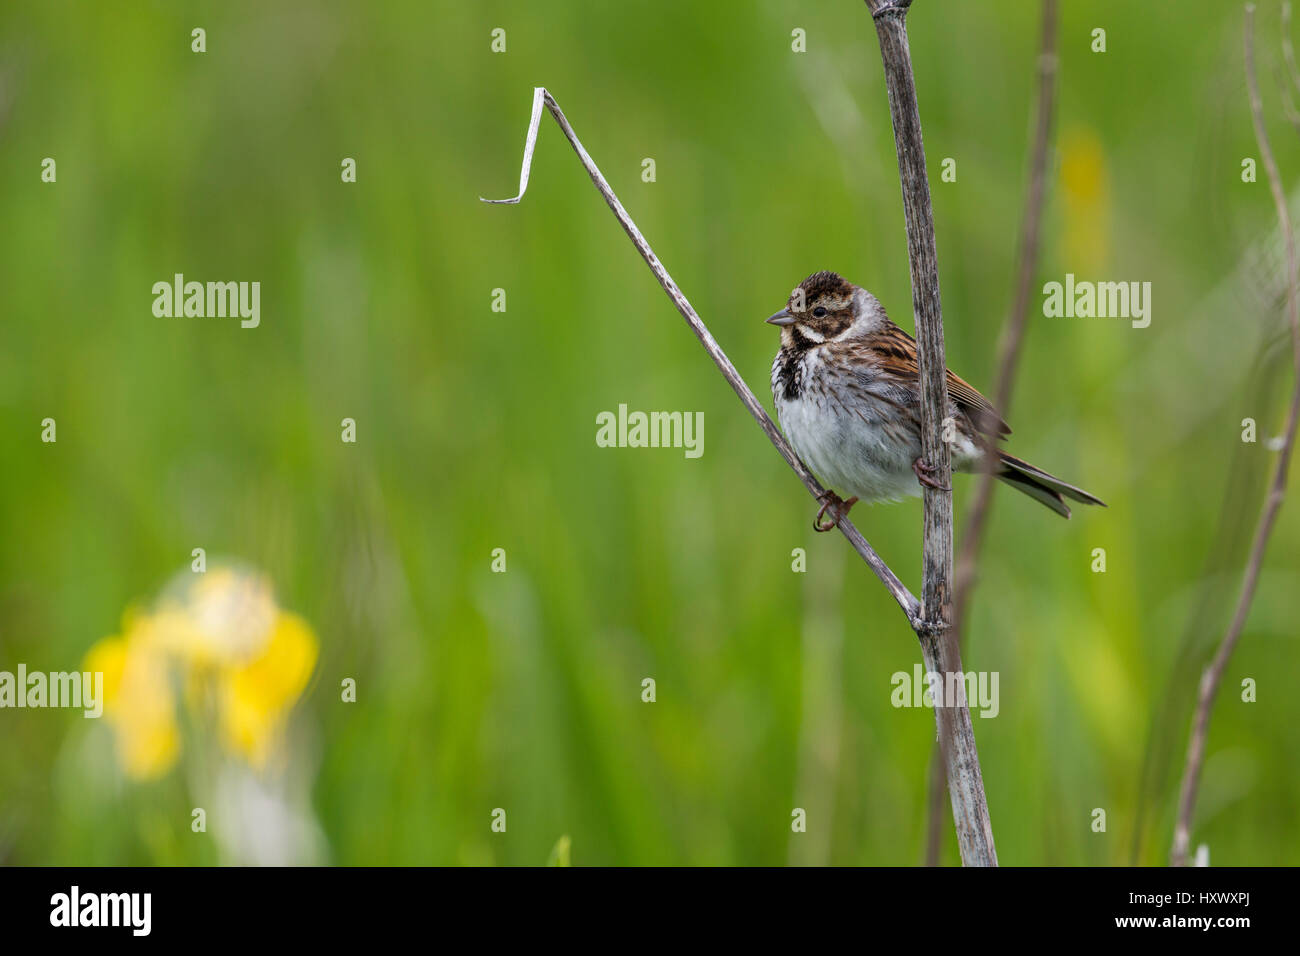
[[766, 271, 885, 348]]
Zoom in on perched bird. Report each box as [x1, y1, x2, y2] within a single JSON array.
[[768, 270, 1104, 531]]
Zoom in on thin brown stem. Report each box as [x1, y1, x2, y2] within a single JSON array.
[[922, 724, 948, 864], [954, 0, 1059, 635], [1284, 1, 1300, 95], [926, 0, 1059, 866], [1170, 2, 1300, 867], [1279, 63, 1300, 135]]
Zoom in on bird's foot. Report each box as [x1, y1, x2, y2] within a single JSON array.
[[813, 492, 858, 532], [912, 458, 951, 492]]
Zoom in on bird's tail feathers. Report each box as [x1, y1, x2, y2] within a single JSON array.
[[994, 452, 1106, 519]]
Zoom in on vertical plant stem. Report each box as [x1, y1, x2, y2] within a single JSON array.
[[927, 0, 1059, 866], [864, 0, 997, 866], [484, 0, 1004, 863]]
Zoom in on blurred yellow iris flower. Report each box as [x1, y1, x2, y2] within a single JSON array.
[[84, 567, 318, 779], [1058, 123, 1111, 272]]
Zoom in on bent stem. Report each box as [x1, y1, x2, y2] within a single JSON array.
[[482, 87, 921, 629]]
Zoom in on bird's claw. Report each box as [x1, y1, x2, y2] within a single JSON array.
[[813, 492, 858, 532], [912, 458, 951, 492]]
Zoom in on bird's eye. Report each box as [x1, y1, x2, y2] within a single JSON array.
[[812, 307, 828, 317]]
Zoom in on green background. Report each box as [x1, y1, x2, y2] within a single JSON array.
[[1, 0, 1297, 865]]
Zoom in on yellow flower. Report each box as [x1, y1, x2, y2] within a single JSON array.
[[83, 567, 318, 779], [84, 632, 180, 780], [219, 612, 318, 768], [1059, 124, 1111, 272]]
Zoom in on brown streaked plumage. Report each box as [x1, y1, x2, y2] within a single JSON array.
[[767, 271, 1104, 530]]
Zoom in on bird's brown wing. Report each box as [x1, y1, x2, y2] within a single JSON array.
[[947, 367, 1011, 439], [868, 323, 1011, 440]]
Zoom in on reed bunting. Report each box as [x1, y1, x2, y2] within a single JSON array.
[[768, 271, 1104, 531]]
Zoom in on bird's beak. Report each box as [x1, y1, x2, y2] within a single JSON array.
[[766, 308, 796, 327]]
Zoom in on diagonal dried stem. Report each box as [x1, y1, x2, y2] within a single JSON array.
[[482, 87, 922, 630], [1170, 2, 1300, 867]]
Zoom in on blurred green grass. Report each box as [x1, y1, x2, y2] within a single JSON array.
[[1, 0, 1297, 864]]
